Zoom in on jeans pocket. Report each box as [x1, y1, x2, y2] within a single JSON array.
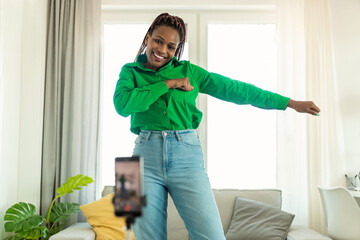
[[180, 135, 202, 148], [134, 135, 147, 146]]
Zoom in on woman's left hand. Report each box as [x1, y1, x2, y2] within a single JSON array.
[[287, 99, 321, 116]]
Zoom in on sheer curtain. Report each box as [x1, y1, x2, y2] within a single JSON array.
[[41, 0, 101, 222], [276, 0, 346, 233], [276, 0, 308, 226], [304, 0, 346, 232]]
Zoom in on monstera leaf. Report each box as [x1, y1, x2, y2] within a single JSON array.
[[3, 235, 26, 240], [48, 202, 80, 223], [16, 226, 48, 239], [4, 202, 43, 233], [3, 202, 46, 239], [46, 175, 93, 223], [3, 175, 94, 239], [56, 175, 94, 196], [48, 222, 67, 236]]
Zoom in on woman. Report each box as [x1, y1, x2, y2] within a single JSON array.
[[113, 13, 320, 240]]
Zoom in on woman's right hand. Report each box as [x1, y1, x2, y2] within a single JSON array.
[[165, 77, 194, 91], [287, 99, 321, 116]]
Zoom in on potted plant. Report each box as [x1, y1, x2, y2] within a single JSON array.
[[3, 174, 94, 240]]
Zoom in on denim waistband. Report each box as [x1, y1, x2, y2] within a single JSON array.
[[139, 129, 198, 140]]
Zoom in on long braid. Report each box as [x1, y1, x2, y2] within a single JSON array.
[[136, 13, 186, 61]]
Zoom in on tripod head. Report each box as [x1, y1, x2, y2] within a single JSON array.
[[113, 156, 146, 237]]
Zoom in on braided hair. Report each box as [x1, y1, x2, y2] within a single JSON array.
[[136, 13, 186, 60]]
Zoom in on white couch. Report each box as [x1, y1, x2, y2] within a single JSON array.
[[50, 188, 331, 240]]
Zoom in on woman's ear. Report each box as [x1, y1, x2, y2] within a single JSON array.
[[145, 33, 150, 46]]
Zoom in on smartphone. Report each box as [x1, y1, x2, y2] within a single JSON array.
[[113, 156, 144, 217]]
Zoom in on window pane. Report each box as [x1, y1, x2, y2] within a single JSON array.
[[101, 24, 188, 192], [101, 24, 148, 192], [207, 24, 277, 189]]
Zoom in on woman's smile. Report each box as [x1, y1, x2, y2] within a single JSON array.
[[153, 52, 165, 61]]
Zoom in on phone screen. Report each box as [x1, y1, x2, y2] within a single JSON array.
[[114, 156, 143, 216]]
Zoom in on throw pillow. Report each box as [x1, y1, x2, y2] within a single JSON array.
[[226, 197, 295, 240], [80, 193, 135, 240]]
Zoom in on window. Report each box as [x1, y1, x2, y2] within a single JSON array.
[[100, 11, 277, 193], [101, 24, 149, 192], [206, 23, 277, 189]]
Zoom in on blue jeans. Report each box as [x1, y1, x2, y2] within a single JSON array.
[[132, 130, 225, 240]]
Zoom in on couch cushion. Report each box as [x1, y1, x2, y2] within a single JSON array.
[[226, 197, 294, 240], [167, 189, 282, 238], [49, 223, 95, 240], [213, 189, 282, 233], [80, 193, 135, 240], [287, 225, 332, 240]]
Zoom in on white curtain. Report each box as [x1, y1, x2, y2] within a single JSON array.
[[276, 0, 346, 234], [276, 0, 308, 227], [304, 0, 346, 233], [41, 0, 101, 223]]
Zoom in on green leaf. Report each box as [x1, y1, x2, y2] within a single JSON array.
[[16, 226, 47, 239], [42, 226, 50, 240], [4, 202, 43, 233], [3, 234, 27, 240], [56, 174, 94, 197], [48, 202, 80, 223], [48, 221, 68, 237]]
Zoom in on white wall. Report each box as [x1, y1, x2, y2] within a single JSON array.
[[328, 0, 360, 176], [102, 0, 276, 9], [0, 0, 47, 237], [0, 1, 23, 237]]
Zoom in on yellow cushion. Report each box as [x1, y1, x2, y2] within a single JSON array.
[[80, 193, 136, 240]]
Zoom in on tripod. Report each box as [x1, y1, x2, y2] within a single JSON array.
[[125, 216, 135, 240]]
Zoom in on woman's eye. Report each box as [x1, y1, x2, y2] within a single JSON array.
[[154, 39, 161, 44], [168, 46, 175, 50]]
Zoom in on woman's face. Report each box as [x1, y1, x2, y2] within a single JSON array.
[[144, 25, 180, 71]]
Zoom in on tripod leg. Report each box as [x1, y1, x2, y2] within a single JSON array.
[[125, 216, 135, 240], [126, 229, 132, 240]]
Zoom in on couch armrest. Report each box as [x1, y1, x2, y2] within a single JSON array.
[[49, 222, 95, 240], [287, 225, 331, 240]]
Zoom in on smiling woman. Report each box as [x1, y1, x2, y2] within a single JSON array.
[[136, 13, 186, 63], [110, 12, 320, 240], [143, 26, 180, 71], [112, 13, 229, 240]]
